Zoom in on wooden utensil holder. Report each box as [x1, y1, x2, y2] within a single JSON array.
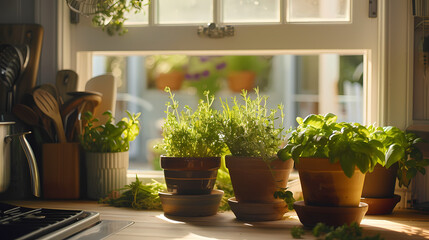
[[42, 142, 80, 199]]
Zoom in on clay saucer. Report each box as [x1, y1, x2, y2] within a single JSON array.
[[228, 197, 288, 221], [159, 190, 223, 217], [361, 194, 401, 215], [293, 201, 368, 227]]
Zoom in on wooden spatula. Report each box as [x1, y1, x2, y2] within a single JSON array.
[[33, 88, 67, 143]]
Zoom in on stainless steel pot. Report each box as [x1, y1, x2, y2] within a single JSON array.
[[0, 122, 40, 197]]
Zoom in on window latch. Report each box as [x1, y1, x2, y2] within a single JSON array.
[[369, 0, 377, 18], [198, 23, 234, 38]]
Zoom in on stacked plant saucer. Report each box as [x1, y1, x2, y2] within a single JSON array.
[[158, 156, 224, 217]]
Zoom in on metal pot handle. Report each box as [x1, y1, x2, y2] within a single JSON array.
[[5, 131, 40, 197]]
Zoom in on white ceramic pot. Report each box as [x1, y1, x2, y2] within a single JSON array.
[[85, 151, 129, 200]]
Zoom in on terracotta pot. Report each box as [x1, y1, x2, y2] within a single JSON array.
[[227, 71, 255, 92], [361, 163, 400, 215], [161, 156, 221, 195], [296, 157, 366, 207], [156, 71, 184, 90], [362, 163, 398, 198], [225, 155, 294, 203]]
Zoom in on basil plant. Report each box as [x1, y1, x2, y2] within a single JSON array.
[[368, 126, 429, 187], [278, 113, 385, 178]]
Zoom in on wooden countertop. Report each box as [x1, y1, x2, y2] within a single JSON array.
[[5, 200, 429, 240]]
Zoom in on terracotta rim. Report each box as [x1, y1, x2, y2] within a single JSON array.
[[161, 156, 221, 170], [296, 157, 345, 171], [225, 155, 293, 170]]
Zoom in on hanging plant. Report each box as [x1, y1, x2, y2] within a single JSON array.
[[92, 0, 150, 36]]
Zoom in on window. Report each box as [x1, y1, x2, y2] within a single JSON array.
[[59, 0, 387, 170]]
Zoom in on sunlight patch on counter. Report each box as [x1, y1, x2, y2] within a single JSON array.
[[156, 214, 186, 224], [362, 219, 429, 238]]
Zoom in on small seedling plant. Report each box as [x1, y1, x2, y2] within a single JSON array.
[[157, 87, 225, 157], [278, 113, 385, 177]]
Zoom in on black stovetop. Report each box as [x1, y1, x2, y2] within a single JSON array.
[[0, 202, 100, 240]]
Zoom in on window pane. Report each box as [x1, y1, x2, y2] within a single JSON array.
[[124, 3, 149, 25], [287, 0, 351, 22], [222, 0, 280, 23], [156, 0, 213, 24]]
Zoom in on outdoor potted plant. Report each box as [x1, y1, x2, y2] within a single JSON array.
[[81, 111, 141, 200], [277, 113, 384, 226], [361, 126, 429, 214], [146, 55, 188, 91], [156, 87, 226, 195], [220, 88, 294, 221], [224, 56, 271, 92]]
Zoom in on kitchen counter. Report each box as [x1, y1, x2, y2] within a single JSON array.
[[5, 200, 429, 239]]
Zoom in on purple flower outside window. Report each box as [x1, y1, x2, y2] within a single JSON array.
[[202, 70, 210, 77], [216, 62, 226, 70]]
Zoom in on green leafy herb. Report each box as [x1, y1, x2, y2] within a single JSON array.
[[220, 88, 286, 160], [278, 113, 384, 177], [291, 226, 305, 238], [92, 0, 150, 36], [311, 222, 383, 240], [274, 188, 295, 210], [157, 87, 225, 157], [99, 176, 166, 210], [368, 126, 429, 187], [291, 222, 383, 240], [81, 111, 141, 153]]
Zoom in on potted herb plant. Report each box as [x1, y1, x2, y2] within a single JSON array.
[[277, 113, 384, 226], [157, 87, 225, 195], [81, 111, 141, 200], [362, 126, 429, 214], [220, 88, 294, 221], [224, 56, 271, 92]]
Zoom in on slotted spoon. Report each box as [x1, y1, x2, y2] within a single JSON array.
[[33, 89, 67, 143]]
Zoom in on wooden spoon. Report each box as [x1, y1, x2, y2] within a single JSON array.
[[56, 70, 78, 103], [12, 103, 39, 126], [33, 89, 67, 143]]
